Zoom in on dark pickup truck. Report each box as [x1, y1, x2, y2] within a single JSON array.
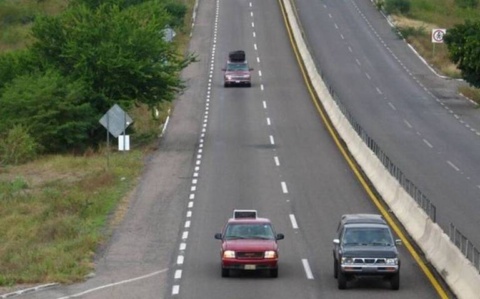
[[333, 214, 402, 290], [222, 50, 253, 87]]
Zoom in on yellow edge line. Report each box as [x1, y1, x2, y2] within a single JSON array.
[[277, 0, 449, 297]]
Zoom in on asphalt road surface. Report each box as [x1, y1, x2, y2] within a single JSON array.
[[294, 0, 480, 248], [9, 0, 458, 298]]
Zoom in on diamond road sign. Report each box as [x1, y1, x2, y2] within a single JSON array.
[[99, 104, 133, 138], [161, 26, 176, 42]]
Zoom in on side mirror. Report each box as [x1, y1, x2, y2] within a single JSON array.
[[214, 233, 223, 240], [333, 239, 340, 245], [249, 68, 254, 71], [395, 239, 402, 246], [221, 68, 226, 71], [276, 233, 285, 240]]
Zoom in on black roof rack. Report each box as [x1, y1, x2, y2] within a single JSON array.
[[233, 209, 257, 219], [229, 50, 246, 62]]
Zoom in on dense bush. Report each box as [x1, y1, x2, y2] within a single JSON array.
[[0, 125, 38, 165], [0, 50, 39, 91], [444, 20, 480, 88], [455, 0, 478, 9], [0, 70, 95, 153], [385, 0, 411, 14], [396, 25, 426, 39], [164, 1, 187, 28]]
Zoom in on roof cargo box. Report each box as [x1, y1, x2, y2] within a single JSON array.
[[229, 50, 245, 62]]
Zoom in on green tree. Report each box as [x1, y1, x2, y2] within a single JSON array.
[[0, 50, 38, 91], [0, 70, 95, 153], [444, 20, 480, 88], [30, 2, 194, 115], [0, 0, 194, 153], [164, 1, 187, 28]]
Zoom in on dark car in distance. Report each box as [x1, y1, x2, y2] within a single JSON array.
[[333, 214, 402, 290], [222, 50, 253, 87], [214, 210, 284, 277]]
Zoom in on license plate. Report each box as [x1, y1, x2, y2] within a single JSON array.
[[244, 265, 256, 270], [235, 81, 241, 83], [363, 267, 376, 272]]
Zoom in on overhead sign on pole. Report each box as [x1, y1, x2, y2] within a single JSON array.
[[431, 29, 446, 43]]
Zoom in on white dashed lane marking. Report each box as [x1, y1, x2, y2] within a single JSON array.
[[174, 270, 182, 279], [177, 255, 184, 265], [447, 161, 460, 172], [302, 259, 314, 279], [274, 156, 280, 166], [423, 139, 433, 148], [289, 214, 299, 229], [281, 181, 288, 194]]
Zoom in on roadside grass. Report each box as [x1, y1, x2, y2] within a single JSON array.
[[0, 151, 144, 285], [0, 0, 68, 52], [389, 0, 480, 103], [0, 0, 197, 288]]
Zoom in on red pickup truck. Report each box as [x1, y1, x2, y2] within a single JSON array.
[[214, 210, 284, 277]]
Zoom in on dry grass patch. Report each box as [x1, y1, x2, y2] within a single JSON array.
[[459, 85, 480, 104], [0, 150, 144, 286], [391, 15, 461, 78]]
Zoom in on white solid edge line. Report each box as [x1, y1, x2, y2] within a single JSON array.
[[56, 269, 168, 299]]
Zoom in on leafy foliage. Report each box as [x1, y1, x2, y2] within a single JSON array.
[[385, 0, 411, 14], [0, 0, 195, 155], [0, 70, 95, 153], [30, 2, 194, 112], [164, 1, 187, 28], [0, 50, 39, 90], [455, 0, 479, 9], [0, 125, 38, 166], [444, 20, 480, 88], [396, 24, 426, 39]]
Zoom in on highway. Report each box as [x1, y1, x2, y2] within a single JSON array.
[[171, 0, 446, 297], [9, 0, 462, 298], [293, 0, 480, 246]]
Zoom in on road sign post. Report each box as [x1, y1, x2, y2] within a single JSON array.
[[431, 28, 447, 57], [99, 104, 133, 168]]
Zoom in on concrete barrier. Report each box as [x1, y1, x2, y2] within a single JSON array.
[[281, 0, 480, 297]]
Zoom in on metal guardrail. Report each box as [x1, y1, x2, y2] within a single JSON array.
[[314, 54, 480, 272], [450, 223, 480, 271]]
